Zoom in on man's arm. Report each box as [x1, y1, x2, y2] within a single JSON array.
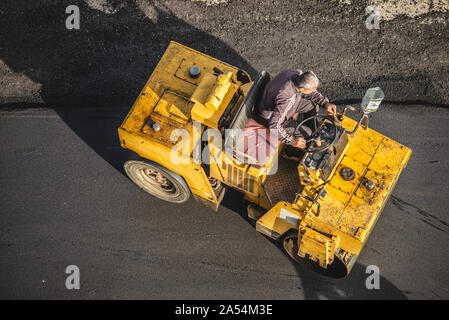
[[268, 95, 296, 144], [306, 91, 336, 115], [306, 90, 329, 108]]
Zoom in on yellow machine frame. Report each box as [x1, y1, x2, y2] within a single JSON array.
[[118, 42, 411, 277]]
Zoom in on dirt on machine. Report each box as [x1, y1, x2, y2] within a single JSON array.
[[118, 42, 411, 278]]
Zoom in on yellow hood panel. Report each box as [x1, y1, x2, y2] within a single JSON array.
[[319, 122, 411, 241]]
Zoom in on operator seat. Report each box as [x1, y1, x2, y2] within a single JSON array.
[[225, 71, 273, 166]]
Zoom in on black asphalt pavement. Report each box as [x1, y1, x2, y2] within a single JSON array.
[[1, 104, 448, 299], [1, 0, 449, 300]]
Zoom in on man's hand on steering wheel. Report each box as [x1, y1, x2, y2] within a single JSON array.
[[292, 137, 306, 149], [325, 103, 337, 116], [294, 114, 338, 153]]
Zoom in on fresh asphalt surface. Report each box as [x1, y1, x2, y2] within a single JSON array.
[[1, 104, 449, 299], [1, 0, 449, 299]]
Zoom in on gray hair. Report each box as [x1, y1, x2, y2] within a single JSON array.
[[293, 71, 320, 90]]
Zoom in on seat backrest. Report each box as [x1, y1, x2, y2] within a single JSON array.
[[228, 70, 271, 131]]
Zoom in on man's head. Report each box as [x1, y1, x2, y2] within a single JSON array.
[[293, 71, 319, 94]]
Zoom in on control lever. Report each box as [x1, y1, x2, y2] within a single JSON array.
[[338, 105, 355, 121]]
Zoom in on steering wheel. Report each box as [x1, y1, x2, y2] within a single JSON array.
[[294, 115, 338, 153]]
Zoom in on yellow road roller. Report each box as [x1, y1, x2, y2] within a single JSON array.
[[118, 41, 411, 278]]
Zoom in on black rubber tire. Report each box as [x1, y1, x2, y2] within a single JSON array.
[[281, 230, 349, 278], [124, 159, 190, 204]]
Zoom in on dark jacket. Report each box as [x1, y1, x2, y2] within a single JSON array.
[[255, 69, 329, 144]]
